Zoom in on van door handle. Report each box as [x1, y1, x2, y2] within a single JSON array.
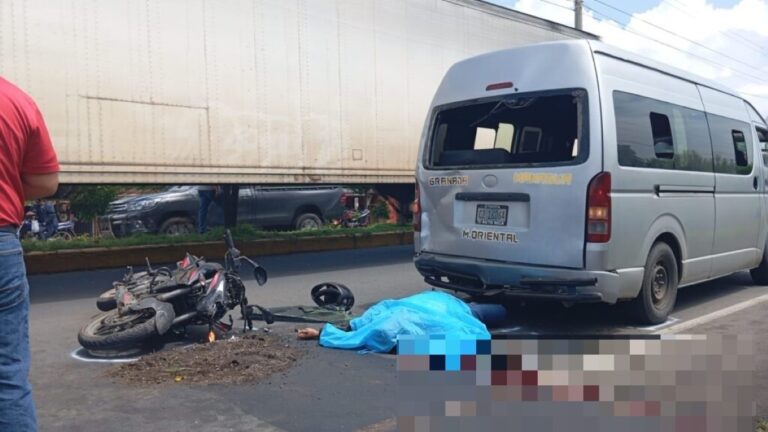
[[755, 177, 759, 190]]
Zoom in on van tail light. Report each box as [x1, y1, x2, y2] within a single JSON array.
[[340, 192, 348, 206], [413, 182, 421, 232], [586, 172, 611, 243]]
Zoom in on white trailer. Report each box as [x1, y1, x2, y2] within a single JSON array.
[[0, 0, 596, 184]]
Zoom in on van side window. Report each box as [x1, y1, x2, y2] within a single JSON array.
[[755, 126, 767, 167], [706, 113, 753, 175], [614, 91, 712, 172], [519, 127, 542, 153], [650, 112, 674, 159], [473, 127, 497, 150], [472, 124, 516, 152], [731, 131, 748, 167], [495, 123, 515, 152]]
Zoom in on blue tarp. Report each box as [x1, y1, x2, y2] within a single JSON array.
[[318, 291, 491, 353]]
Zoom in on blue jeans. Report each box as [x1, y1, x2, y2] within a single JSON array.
[[0, 232, 36, 431], [198, 190, 216, 234]]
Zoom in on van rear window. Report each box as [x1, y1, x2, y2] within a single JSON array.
[[428, 90, 587, 168]]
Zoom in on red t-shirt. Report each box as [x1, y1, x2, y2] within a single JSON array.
[[0, 77, 59, 227]]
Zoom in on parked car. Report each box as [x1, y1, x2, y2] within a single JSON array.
[[104, 185, 349, 236], [414, 40, 768, 324]]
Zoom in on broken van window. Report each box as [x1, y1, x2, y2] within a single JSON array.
[[429, 90, 586, 168]]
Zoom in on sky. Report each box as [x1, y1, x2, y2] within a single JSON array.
[[490, 0, 768, 117]]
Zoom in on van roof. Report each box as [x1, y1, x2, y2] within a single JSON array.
[[585, 40, 742, 99], [455, 39, 744, 101]]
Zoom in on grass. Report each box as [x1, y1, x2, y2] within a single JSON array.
[[758, 418, 768, 432], [22, 223, 411, 253]]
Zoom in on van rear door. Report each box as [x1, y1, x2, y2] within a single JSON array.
[[418, 89, 596, 269]]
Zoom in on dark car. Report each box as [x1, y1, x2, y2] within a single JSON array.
[[104, 185, 349, 236]]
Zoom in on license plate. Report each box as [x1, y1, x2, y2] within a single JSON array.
[[475, 204, 508, 226]]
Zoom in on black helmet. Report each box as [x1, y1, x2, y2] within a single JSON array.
[[311, 282, 355, 311]]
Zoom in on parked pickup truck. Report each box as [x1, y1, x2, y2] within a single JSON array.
[[104, 186, 349, 236]]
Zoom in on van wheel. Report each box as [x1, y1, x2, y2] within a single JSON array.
[[294, 213, 323, 231], [159, 217, 195, 235], [750, 243, 768, 285], [631, 243, 678, 325]]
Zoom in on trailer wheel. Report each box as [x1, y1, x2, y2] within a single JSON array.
[[294, 213, 322, 231], [159, 217, 195, 235]]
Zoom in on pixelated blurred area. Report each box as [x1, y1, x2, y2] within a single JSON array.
[[396, 334, 754, 432]]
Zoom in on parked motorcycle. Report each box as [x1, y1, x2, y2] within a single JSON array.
[[49, 221, 76, 240], [78, 230, 272, 354], [334, 209, 371, 228]]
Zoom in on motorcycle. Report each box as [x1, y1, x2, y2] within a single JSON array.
[[78, 230, 272, 355], [95, 255, 196, 312], [49, 221, 77, 240], [334, 209, 371, 228]]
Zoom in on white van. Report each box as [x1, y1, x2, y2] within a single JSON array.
[[414, 40, 768, 324]]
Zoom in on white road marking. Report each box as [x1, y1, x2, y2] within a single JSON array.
[[70, 348, 139, 363], [656, 293, 768, 335], [634, 317, 680, 332]]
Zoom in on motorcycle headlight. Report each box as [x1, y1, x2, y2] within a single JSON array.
[[126, 200, 158, 212]]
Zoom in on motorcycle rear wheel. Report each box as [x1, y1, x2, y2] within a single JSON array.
[[78, 309, 158, 351]]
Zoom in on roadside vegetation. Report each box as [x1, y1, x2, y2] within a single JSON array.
[[21, 223, 411, 253], [757, 418, 768, 432]]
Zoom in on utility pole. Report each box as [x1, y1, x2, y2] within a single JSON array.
[[575, 0, 583, 30]]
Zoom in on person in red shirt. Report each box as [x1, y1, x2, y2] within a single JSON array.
[[0, 76, 59, 432]]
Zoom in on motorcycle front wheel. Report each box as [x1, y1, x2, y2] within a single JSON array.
[[78, 309, 158, 351]]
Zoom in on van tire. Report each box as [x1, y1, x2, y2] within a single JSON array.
[[750, 245, 768, 285], [631, 243, 678, 325]]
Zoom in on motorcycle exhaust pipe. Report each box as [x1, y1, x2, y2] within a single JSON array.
[[156, 287, 192, 302], [171, 311, 198, 326]]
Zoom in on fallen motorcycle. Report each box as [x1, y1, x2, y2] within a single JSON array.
[[95, 254, 202, 312], [78, 230, 272, 355]]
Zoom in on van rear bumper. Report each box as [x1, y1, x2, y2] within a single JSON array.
[[414, 252, 643, 304]]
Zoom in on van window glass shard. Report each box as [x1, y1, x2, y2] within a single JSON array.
[[429, 89, 587, 168]]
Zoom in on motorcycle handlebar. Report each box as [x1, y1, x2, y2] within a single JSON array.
[[224, 229, 235, 251]]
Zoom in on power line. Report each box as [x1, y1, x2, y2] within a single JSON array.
[[537, 0, 574, 12], [741, 92, 768, 100], [662, 0, 768, 56], [582, 4, 768, 86], [589, 0, 765, 72]]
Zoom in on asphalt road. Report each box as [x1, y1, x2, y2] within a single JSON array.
[[27, 245, 768, 431]]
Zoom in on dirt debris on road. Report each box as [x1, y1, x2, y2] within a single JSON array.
[[107, 333, 304, 385]]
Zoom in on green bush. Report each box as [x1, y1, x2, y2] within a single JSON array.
[[371, 201, 390, 220], [22, 223, 411, 253], [68, 186, 119, 222]]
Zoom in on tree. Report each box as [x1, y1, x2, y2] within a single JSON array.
[[68, 186, 119, 237]]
